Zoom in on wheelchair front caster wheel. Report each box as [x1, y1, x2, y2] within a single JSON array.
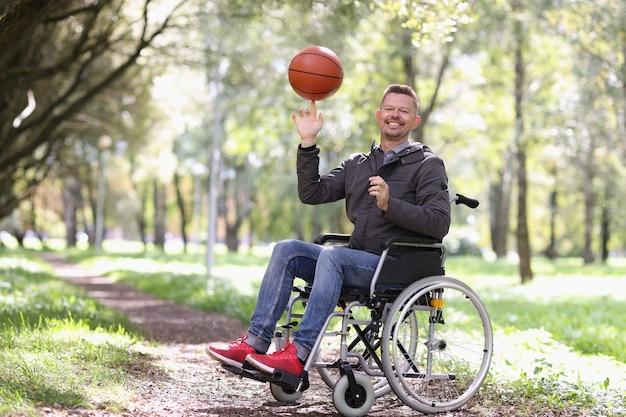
[[332, 373, 375, 417], [270, 383, 303, 403]]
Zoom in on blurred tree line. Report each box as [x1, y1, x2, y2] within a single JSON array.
[[0, 0, 624, 282]]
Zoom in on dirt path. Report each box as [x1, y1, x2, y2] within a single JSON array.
[[39, 254, 476, 417], [40, 253, 247, 344]]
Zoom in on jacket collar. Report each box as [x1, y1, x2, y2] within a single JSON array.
[[370, 141, 424, 157]]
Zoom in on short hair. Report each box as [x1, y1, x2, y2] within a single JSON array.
[[381, 84, 419, 114]]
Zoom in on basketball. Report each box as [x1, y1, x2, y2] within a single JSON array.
[[288, 46, 343, 101]]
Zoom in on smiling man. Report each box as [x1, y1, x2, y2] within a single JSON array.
[[206, 84, 450, 380]]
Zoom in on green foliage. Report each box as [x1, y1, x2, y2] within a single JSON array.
[[379, 0, 473, 46], [0, 253, 144, 415], [3, 0, 626, 268]]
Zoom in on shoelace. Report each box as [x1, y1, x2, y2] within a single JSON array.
[[230, 335, 248, 347]]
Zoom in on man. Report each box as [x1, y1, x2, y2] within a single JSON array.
[[206, 84, 450, 377]]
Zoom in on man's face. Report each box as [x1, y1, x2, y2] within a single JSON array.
[[376, 93, 421, 142]]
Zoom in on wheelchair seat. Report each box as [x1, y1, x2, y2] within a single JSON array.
[[314, 233, 446, 301]]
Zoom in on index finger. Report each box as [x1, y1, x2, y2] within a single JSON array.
[[310, 100, 316, 114]]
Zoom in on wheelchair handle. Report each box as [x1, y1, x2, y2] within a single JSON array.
[[451, 193, 479, 209]]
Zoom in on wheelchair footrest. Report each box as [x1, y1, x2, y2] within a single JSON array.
[[222, 363, 310, 392]]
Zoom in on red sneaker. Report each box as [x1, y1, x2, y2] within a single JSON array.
[[206, 334, 257, 367], [246, 341, 304, 376]]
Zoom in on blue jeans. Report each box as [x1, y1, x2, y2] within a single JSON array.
[[245, 239, 380, 361]]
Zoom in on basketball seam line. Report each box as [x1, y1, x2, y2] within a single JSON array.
[[289, 69, 343, 79]]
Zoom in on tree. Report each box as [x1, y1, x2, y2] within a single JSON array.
[[0, 0, 185, 224], [0, 0, 54, 51], [545, 0, 626, 262], [511, 0, 533, 282], [198, 0, 366, 251]]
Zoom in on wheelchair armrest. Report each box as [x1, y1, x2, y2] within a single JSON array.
[[315, 234, 440, 248], [314, 233, 351, 245], [383, 235, 441, 249]]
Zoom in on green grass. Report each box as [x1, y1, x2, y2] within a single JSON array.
[[1, 243, 625, 416], [447, 256, 626, 415], [444, 256, 626, 362], [0, 252, 145, 416]]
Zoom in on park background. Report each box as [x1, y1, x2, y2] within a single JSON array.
[[0, 0, 625, 416], [1, 0, 625, 277]]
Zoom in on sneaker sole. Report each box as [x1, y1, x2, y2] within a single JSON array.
[[245, 354, 275, 374], [205, 346, 245, 368]]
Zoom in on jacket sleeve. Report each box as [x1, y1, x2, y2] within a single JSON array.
[[297, 145, 346, 205], [382, 155, 451, 239]]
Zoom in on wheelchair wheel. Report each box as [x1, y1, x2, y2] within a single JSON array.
[[332, 373, 375, 417], [381, 276, 493, 414], [269, 383, 303, 403], [317, 348, 391, 398]]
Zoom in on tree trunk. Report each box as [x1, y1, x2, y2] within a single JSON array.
[[581, 149, 596, 264], [82, 154, 97, 248], [225, 223, 238, 252], [153, 179, 166, 251], [173, 172, 189, 254], [545, 166, 558, 260], [63, 175, 82, 248], [129, 159, 148, 251], [489, 160, 512, 258], [600, 202, 610, 263], [513, 0, 533, 283], [516, 149, 533, 282], [220, 163, 254, 253], [137, 183, 148, 251]]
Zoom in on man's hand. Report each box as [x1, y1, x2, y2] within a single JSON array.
[[368, 176, 390, 211], [291, 100, 323, 148]]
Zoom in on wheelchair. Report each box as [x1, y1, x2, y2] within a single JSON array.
[[222, 194, 493, 416]]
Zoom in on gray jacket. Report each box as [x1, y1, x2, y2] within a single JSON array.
[[297, 142, 451, 256]]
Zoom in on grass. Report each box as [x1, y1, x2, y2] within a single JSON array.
[[446, 256, 626, 415], [445, 256, 626, 363], [0, 252, 144, 416], [1, 241, 625, 416]]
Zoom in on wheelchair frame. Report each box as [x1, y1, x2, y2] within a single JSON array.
[[223, 194, 493, 416]]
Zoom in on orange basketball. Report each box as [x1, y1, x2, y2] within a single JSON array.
[[288, 46, 343, 101]]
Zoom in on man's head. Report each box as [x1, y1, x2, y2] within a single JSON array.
[[380, 84, 420, 114], [376, 84, 421, 144]]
